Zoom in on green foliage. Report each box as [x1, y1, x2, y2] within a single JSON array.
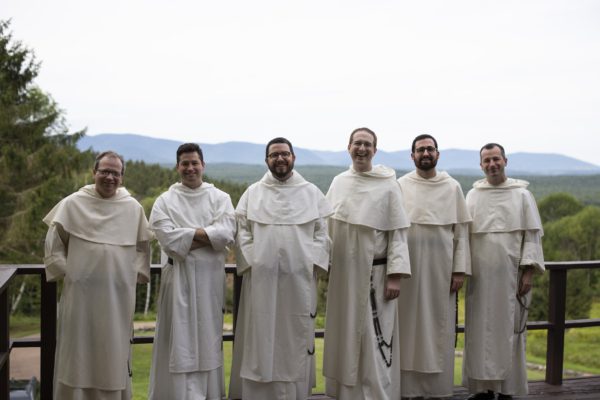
[[538, 192, 584, 224], [123, 160, 178, 200], [1, 20, 94, 314], [0, 19, 93, 264], [529, 204, 600, 321], [543, 206, 600, 262]]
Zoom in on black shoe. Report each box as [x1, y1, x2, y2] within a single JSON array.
[[467, 391, 495, 400], [497, 394, 512, 400]]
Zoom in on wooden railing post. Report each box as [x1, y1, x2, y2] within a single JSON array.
[[0, 277, 10, 400], [0, 268, 17, 400], [546, 268, 567, 385], [40, 274, 57, 400], [232, 273, 242, 333]]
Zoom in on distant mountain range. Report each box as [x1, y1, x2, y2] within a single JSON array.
[[77, 133, 600, 175]]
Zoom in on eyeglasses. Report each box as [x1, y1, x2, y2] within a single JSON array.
[[267, 151, 292, 160], [96, 169, 122, 178], [415, 146, 437, 154], [351, 140, 373, 148]]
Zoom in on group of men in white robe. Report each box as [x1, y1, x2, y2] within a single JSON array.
[[43, 131, 544, 400]]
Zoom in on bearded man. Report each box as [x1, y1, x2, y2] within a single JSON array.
[[397, 134, 471, 399], [230, 137, 332, 400]]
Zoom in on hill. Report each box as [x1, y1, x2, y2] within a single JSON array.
[[78, 133, 600, 175]]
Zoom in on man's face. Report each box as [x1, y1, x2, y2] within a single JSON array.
[[177, 151, 205, 189], [348, 130, 377, 172], [93, 156, 123, 198], [266, 142, 295, 181], [480, 146, 507, 185], [411, 138, 439, 171]]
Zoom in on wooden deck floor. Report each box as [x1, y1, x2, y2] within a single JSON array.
[[309, 376, 600, 399]]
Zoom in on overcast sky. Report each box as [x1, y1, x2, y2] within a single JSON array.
[[4, 0, 600, 165]]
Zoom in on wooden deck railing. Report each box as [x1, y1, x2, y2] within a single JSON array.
[[0, 260, 599, 399]]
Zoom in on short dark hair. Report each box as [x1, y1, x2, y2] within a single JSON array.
[[265, 137, 295, 159], [94, 151, 125, 175], [411, 134, 438, 153], [349, 127, 377, 148], [480, 142, 506, 159], [177, 143, 204, 164]]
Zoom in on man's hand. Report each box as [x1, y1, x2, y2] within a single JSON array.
[[190, 228, 211, 251], [519, 267, 534, 296], [190, 240, 209, 250], [450, 273, 465, 293], [385, 274, 401, 300]]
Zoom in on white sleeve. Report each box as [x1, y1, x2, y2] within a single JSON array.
[[312, 217, 330, 274], [520, 229, 545, 273], [235, 214, 254, 275], [43, 224, 69, 282], [135, 240, 151, 283], [150, 197, 195, 262], [452, 222, 471, 275], [203, 195, 236, 251], [386, 228, 411, 277]]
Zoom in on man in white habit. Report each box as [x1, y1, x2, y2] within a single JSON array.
[[323, 127, 411, 400], [43, 150, 151, 400], [397, 134, 471, 399], [148, 143, 236, 400], [463, 143, 545, 400], [229, 137, 332, 400]]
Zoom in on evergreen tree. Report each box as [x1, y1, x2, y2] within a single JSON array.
[[0, 20, 93, 313]]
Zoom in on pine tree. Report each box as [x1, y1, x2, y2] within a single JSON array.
[[0, 20, 93, 314]]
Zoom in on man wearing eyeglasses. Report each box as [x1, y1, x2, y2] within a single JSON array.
[[462, 143, 545, 400], [148, 143, 236, 400], [324, 127, 411, 400], [43, 150, 151, 400], [396, 134, 472, 399], [229, 137, 332, 399]]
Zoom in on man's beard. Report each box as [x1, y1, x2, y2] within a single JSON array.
[[269, 160, 294, 179], [415, 157, 437, 171]]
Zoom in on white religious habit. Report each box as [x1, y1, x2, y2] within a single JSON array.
[[463, 178, 545, 396], [229, 171, 332, 400], [148, 182, 235, 400], [323, 165, 411, 400], [43, 184, 151, 400], [397, 170, 471, 398]]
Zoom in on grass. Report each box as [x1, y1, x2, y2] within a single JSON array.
[[130, 338, 325, 400], [9, 314, 40, 338], [526, 301, 600, 376]]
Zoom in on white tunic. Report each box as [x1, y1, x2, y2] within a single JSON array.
[[148, 182, 235, 400], [463, 178, 545, 396], [229, 171, 332, 400], [397, 171, 471, 398], [323, 165, 411, 400], [43, 185, 151, 400]]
